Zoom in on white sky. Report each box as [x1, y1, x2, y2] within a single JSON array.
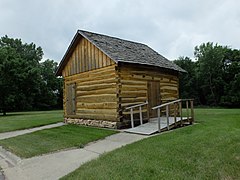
[[0, 0, 240, 62]]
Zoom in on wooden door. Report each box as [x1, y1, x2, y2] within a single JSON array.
[[66, 83, 76, 115], [147, 81, 161, 117]]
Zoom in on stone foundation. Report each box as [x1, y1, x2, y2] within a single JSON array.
[[64, 118, 117, 129]]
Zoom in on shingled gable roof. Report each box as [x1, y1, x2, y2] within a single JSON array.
[[56, 30, 186, 76]]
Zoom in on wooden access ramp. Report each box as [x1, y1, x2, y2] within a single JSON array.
[[124, 99, 194, 135], [124, 117, 192, 135]]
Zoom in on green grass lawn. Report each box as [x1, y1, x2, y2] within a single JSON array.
[[0, 125, 117, 158], [62, 109, 240, 180], [0, 110, 63, 133]]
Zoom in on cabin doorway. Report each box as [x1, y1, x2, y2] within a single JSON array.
[[147, 81, 161, 118], [66, 83, 76, 115]]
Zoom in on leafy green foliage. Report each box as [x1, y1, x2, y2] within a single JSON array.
[[175, 42, 240, 107], [0, 36, 62, 114], [174, 57, 199, 103], [195, 42, 227, 105], [0, 36, 43, 114], [37, 59, 63, 110]]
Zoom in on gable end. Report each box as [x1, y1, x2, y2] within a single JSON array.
[[57, 33, 115, 77]]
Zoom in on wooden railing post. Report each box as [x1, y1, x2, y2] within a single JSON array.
[[186, 100, 189, 123], [125, 101, 148, 128], [147, 102, 150, 121], [139, 106, 143, 125], [174, 103, 177, 127], [190, 100, 194, 124], [130, 108, 134, 128], [179, 101, 183, 126], [152, 99, 194, 133], [157, 108, 161, 132], [166, 105, 169, 130]]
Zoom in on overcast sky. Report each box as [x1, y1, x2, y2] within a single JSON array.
[[1, 0, 240, 62]]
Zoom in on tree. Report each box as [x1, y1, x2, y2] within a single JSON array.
[[174, 57, 199, 104], [36, 59, 63, 109], [194, 42, 227, 106], [176, 42, 240, 107], [0, 36, 63, 115], [0, 36, 43, 115], [220, 49, 240, 107]]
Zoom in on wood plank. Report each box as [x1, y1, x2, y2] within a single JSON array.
[[76, 88, 116, 96], [77, 77, 116, 86], [91, 43, 96, 69], [123, 109, 147, 115], [81, 39, 85, 72], [88, 40, 92, 70], [120, 69, 176, 77], [121, 86, 147, 91], [99, 50, 103, 67], [77, 108, 117, 115], [95, 46, 99, 69], [120, 75, 153, 81], [77, 83, 116, 91], [76, 45, 79, 74], [73, 52, 76, 74], [84, 39, 88, 71], [65, 70, 116, 82], [121, 102, 148, 107], [77, 102, 117, 109], [66, 73, 116, 84], [67, 62, 70, 76], [102, 54, 107, 67], [119, 94, 145, 98], [121, 97, 146, 103], [78, 44, 82, 73], [160, 83, 178, 88], [106, 56, 111, 66], [124, 117, 192, 135], [77, 94, 117, 103], [65, 64, 115, 80], [120, 80, 146, 85], [65, 69, 115, 82], [161, 89, 178, 94]]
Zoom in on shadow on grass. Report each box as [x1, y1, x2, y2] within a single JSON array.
[[0, 113, 32, 117]]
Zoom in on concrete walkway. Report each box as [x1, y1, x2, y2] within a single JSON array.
[[0, 131, 147, 180], [0, 122, 65, 140]]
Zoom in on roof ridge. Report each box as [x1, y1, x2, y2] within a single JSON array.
[[78, 29, 148, 47]]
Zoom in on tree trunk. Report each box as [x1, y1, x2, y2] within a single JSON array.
[[3, 109, 6, 116], [209, 74, 217, 106]]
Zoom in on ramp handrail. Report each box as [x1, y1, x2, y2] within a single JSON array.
[[152, 99, 194, 132], [125, 101, 148, 128]]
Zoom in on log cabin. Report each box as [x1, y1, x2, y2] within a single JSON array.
[[56, 30, 186, 129]]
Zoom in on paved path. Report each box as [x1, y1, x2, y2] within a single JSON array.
[[0, 122, 65, 140], [0, 171, 4, 180], [0, 132, 147, 180]]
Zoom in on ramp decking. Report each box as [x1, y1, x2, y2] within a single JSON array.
[[124, 117, 191, 135]]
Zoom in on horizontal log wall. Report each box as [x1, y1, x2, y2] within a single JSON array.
[[64, 65, 119, 121], [118, 64, 179, 120], [62, 37, 115, 77]]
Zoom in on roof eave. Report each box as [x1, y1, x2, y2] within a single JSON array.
[[55, 31, 81, 76], [117, 60, 186, 73]]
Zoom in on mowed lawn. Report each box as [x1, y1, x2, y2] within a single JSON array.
[[62, 109, 240, 180], [0, 125, 117, 158], [0, 110, 63, 133]]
